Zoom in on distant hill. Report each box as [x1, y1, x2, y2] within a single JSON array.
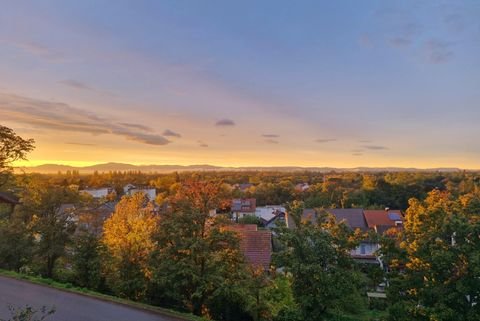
[[14, 162, 466, 174]]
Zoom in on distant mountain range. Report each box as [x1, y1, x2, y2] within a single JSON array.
[[14, 162, 469, 174]]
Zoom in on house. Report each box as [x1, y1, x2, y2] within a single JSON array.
[[0, 191, 19, 215], [264, 211, 287, 230], [255, 205, 285, 221], [287, 208, 381, 264], [231, 198, 256, 220], [124, 184, 156, 201], [363, 209, 404, 235], [80, 187, 114, 199], [227, 224, 272, 270], [295, 183, 310, 192], [233, 183, 254, 192], [77, 201, 118, 235], [255, 205, 287, 228], [326, 208, 379, 264]]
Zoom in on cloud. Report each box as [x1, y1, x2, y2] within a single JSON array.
[[65, 142, 96, 146], [120, 123, 153, 132], [358, 139, 372, 143], [59, 79, 93, 91], [351, 149, 364, 153], [215, 119, 235, 126], [424, 40, 454, 63], [352, 153, 363, 156], [387, 22, 422, 48], [315, 138, 336, 143], [265, 139, 279, 144], [444, 13, 465, 33], [163, 129, 181, 138], [262, 134, 279, 138], [363, 145, 389, 150], [389, 37, 412, 47], [11, 41, 66, 62], [197, 140, 208, 147], [0, 92, 171, 146]]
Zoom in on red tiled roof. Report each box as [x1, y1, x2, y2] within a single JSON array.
[[363, 210, 402, 228], [227, 225, 272, 270]]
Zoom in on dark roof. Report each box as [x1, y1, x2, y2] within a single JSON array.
[[0, 192, 19, 205], [231, 198, 256, 212], [326, 208, 368, 231]]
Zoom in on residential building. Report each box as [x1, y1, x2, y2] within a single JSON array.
[[295, 183, 310, 192], [227, 224, 272, 270], [80, 187, 113, 199], [363, 209, 404, 234], [124, 184, 156, 201], [231, 198, 256, 219]]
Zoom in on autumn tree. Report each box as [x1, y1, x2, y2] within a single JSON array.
[[384, 190, 480, 321], [102, 193, 159, 300]]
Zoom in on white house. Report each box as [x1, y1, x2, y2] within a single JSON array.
[[126, 186, 156, 201], [80, 187, 112, 199]]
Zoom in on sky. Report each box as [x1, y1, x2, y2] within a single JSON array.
[[1, 0, 479, 169]]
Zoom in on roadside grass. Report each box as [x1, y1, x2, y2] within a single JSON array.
[[0, 269, 205, 321]]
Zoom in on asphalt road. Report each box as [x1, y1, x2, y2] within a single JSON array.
[[0, 276, 180, 321]]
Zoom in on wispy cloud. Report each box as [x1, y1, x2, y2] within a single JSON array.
[[163, 129, 181, 138], [11, 41, 66, 62], [352, 153, 363, 156], [215, 119, 235, 126], [388, 22, 421, 48], [120, 123, 153, 132], [59, 79, 93, 91], [262, 134, 279, 138], [424, 39, 454, 63], [363, 145, 389, 150], [315, 138, 336, 143], [265, 139, 279, 144], [197, 140, 208, 147], [0, 92, 170, 146]]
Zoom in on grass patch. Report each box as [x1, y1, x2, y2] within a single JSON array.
[[0, 269, 205, 321]]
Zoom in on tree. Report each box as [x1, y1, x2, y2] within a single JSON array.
[[150, 179, 253, 319], [15, 178, 80, 278], [0, 125, 35, 187], [0, 218, 33, 271], [71, 229, 104, 290], [102, 193, 159, 300], [384, 190, 480, 321], [274, 204, 364, 321]]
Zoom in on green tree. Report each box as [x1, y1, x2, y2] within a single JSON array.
[[150, 179, 253, 319], [0, 125, 35, 187], [15, 179, 80, 278], [274, 206, 363, 321], [71, 230, 104, 290]]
